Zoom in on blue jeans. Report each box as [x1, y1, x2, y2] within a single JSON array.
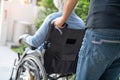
[[76, 29, 120, 80], [25, 11, 85, 48]]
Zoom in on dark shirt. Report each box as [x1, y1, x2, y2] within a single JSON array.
[[87, 0, 120, 29]]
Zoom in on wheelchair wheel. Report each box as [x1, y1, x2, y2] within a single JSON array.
[[15, 54, 47, 80]]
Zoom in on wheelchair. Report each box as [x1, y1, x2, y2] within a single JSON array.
[[9, 23, 85, 80]]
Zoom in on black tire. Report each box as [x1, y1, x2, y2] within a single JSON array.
[[15, 54, 47, 80]]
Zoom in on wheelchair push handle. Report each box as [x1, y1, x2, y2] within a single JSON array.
[[50, 21, 68, 35], [43, 22, 68, 49]]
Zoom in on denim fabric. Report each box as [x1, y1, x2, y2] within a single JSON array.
[[76, 29, 120, 80], [25, 11, 85, 48]]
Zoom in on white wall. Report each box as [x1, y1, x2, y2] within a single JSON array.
[[0, 1, 39, 45], [7, 3, 38, 42], [0, 0, 8, 45]]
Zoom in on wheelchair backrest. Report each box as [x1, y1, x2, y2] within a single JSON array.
[[44, 24, 85, 74]]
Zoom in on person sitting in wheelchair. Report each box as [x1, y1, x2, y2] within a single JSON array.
[[18, 0, 85, 80], [18, 0, 85, 48]]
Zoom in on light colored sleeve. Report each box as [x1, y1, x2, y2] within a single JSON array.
[[53, 0, 64, 11]]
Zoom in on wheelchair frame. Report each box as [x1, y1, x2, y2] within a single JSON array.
[[9, 23, 85, 80], [10, 46, 48, 80]]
